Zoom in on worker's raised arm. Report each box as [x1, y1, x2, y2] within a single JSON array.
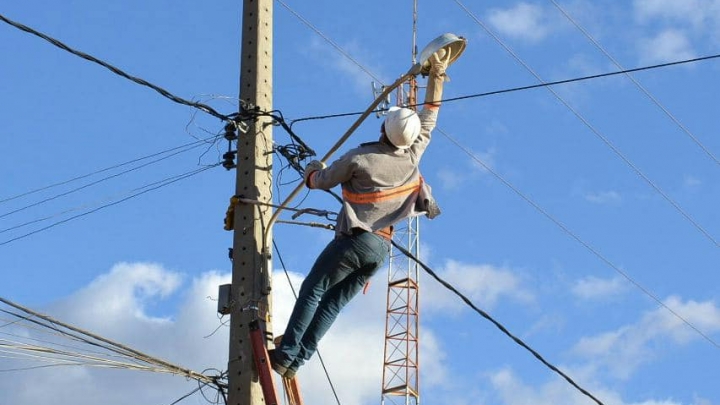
[[411, 49, 452, 159], [425, 50, 449, 110]]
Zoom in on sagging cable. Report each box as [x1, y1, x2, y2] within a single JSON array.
[[224, 196, 338, 231]]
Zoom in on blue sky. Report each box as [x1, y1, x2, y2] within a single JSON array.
[[1, 1, 719, 405]]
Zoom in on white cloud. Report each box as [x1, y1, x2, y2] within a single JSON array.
[[634, 0, 709, 27], [487, 3, 551, 43], [0, 261, 455, 405], [54, 262, 182, 326], [572, 275, 630, 300], [437, 167, 465, 190], [648, 296, 720, 344], [309, 37, 388, 95], [7, 263, 716, 405], [423, 259, 534, 315], [419, 329, 450, 388], [436, 147, 496, 191], [470, 147, 497, 174], [489, 366, 683, 405], [684, 175, 702, 188], [571, 296, 720, 379], [584, 190, 622, 205], [639, 29, 696, 64], [633, 0, 720, 55], [1, 264, 230, 405]]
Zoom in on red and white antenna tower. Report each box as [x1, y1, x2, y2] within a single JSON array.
[[381, 2, 421, 404]]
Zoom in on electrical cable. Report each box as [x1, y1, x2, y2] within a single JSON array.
[[273, 144, 343, 204], [167, 385, 205, 405], [275, 220, 334, 230], [275, 0, 385, 85], [272, 239, 343, 405], [4, 4, 715, 400], [272, 129, 717, 395], [454, 0, 719, 248], [0, 340, 173, 373], [0, 140, 213, 220], [266, 109, 316, 158], [265, 14, 718, 344], [256, 17, 719, 395], [0, 164, 219, 247], [0, 309, 151, 366], [199, 369, 228, 405], [0, 158, 222, 236], [0, 135, 220, 205], [0, 13, 228, 121], [549, 0, 720, 167], [0, 327, 148, 362], [441, 53, 720, 105], [1, 165, 217, 237], [436, 127, 720, 350], [266, 3, 720, 347], [273, 221, 604, 404], [288, 52, 720, 126], [0, 298, 215, 383], [0, 362, 84, 373], [234, 197, 337, 221], [389, 240, 606, 405]]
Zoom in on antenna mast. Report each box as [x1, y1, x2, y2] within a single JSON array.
[[380, 1, 421, 404]]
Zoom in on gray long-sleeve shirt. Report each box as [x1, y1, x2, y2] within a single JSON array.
[[308, 108, 439, 237]]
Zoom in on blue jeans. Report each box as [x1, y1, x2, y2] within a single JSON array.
[[275, 230, 390, 371]]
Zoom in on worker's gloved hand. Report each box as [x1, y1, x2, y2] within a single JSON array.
[[430, 48, 452, 81], [303, 160, 326, 187]]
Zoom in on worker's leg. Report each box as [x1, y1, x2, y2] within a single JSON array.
[[290, 232, 389, 370], [275, 234, 379, 367]]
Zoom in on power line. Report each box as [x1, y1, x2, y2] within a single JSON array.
[[454, 0, 719, 248], [267, 1, 720, 374], [0, 164, 219, 247], [273, 207, 607, 403], [441, 52, 720, 104], [167, 385, 204, 405], [0, 297, 214, 383], [288, 52, 720, 126], [389, 240, 606, 405], [0, 140, 213, 220], [286, 167, 706, 403], [275, 0, 386, 85], [1, 166, 217, 235], [276, 187, 606, 402], [436, 127, 720, 351], [549, 0, 720, 168], [0, 135, 220, 205], [0, 13, 228, 121], [0, 324, 143, 361]]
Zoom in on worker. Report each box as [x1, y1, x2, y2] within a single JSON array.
[[270, 48, 453, 379]]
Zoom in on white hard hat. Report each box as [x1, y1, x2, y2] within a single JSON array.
[[384, 106, 421, 149]]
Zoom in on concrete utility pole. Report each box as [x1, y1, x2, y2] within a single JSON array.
[[227, 1, 273, 404]]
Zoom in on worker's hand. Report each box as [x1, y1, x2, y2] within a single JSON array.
[[303, 160, 326, 187], [430, 47, 452, 80]]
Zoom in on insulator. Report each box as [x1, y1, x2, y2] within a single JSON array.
[[224, 123, 238, 141], [222, 151, 236, 170]]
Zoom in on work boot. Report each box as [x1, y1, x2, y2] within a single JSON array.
[[267, 349, 288, 377], [283, 358, 303, 379]]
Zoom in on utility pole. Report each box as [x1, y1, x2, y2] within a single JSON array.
[[227, 1, 273, 404]]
